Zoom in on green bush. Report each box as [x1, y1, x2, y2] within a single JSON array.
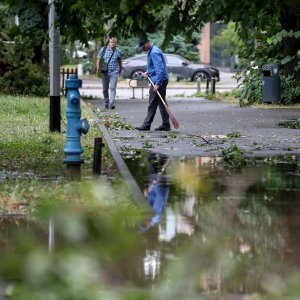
[[0, 63, 49, 96], [118, 31, 200, 62], [280, 75, 300, 104], [0, 30, 49, 97], [238, 67, 263, 106], [230, 16, 300, 106], [237, 69, 300, 106]]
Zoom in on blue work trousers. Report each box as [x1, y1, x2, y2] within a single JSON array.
[[102, 73, 118, 107]]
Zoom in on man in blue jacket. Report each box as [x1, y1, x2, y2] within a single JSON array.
[[135, 39, 171, 131]]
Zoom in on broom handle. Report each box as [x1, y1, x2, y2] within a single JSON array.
[[147, 77, 168, 107]]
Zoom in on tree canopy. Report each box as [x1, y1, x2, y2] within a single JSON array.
[[54, 0, 299, 42], [1, 0, 299, 102], [55, 0, 299, 79]]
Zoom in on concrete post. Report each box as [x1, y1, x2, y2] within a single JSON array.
[[49, 0, 61, 132]]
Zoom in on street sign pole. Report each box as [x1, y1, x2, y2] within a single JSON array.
[[48, 0, 61, 132]]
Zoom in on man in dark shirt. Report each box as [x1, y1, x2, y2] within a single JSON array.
[[135, 39, 170, 131]]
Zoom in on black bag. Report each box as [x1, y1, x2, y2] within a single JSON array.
[[100, 49, 115, 74], [101, 63, 108, 73]]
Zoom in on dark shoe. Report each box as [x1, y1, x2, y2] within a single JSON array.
[[105, 105, 109, 109], [135, 124, 150, 131], [110, 105, 115, 110], [154, 125, 170, 131]]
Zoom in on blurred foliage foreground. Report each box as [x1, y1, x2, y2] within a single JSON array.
[[1, 96, 300, 299]]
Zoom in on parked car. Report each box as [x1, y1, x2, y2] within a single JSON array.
[[72, 50, 88, 59], [121, 53, 220, 82]]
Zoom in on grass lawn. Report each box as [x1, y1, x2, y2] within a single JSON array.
[[0, 95, 149, 300], [0, 95, 121, 214]]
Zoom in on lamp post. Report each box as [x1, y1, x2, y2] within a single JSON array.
[[48, 0, 61, 132]]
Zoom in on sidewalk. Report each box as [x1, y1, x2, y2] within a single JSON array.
[[80, 70, 239, 99], [86, 96, 300, 158]]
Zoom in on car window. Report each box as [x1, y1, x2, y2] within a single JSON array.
[[166, 55, 183, 65]]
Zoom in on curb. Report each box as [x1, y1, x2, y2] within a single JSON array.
[[87, 104, 151, 212]]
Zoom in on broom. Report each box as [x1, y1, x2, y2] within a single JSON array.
[[147, 77, 180, 129]]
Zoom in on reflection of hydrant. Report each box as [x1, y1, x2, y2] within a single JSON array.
[[64, 74, 89, 173]]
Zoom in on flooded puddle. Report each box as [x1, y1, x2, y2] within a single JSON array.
[[0, 154, 300, 298], [124, 153, 300, 293]]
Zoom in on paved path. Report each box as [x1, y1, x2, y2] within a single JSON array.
[[80, 70, 239, 99], [81, 57, 299, 159], [86, 96, 300, 158]]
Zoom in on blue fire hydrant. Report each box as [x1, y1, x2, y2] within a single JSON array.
[[64, 74, 89, 167]]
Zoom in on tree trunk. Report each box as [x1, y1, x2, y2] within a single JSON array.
[[280, 5, 300, 82], [33, 40, 44, 64], [93, 40, 102, 74]]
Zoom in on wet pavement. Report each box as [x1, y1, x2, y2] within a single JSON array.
[[86, 96, 300, 158]]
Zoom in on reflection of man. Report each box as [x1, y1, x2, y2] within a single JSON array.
[[142, 153, 169, 231]]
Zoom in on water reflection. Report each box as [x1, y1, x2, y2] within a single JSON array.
[[143, 249, 161, 280], [126, 154, 300, 292], [1, 156, 299, 298], [140, 153, 170, 232]]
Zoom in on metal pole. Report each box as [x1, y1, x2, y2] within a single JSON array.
[[49, 0, 61, 132], [211, 77, 216, 94], [93, 137, 104, 175], [48, 217, 55, 252], [197, 78, 201, 93], [206, 78, 209, 93]]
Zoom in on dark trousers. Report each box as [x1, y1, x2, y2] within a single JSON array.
[[143, 80, 170, 128]]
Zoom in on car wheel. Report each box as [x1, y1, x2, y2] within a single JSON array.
[[131, 69, 145, 79], [192, 71, 210, 82]]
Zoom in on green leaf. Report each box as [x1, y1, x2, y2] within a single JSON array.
[[281, 56, 292, 65]]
